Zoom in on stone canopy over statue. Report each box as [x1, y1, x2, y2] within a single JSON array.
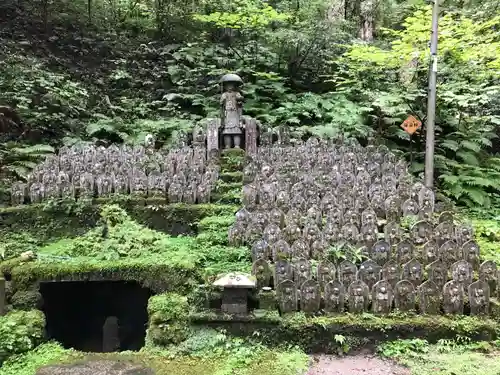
[[204, 73, 261, 156]]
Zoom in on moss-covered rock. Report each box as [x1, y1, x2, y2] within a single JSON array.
[[147, 293, 191, 346], [11, 290, 43, 310]]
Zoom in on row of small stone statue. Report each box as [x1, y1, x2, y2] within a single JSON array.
[[248, 233, 480, 268], [255, 137, 405, 169], [272, 277, 489, 316], [246, 139, 411, 184], [253, 258, 496, 315], [230, 203, 455, 249], [10, 144, 220, 205], [242, 163, 435, 219], [252, 257, 494, 291], [241, 183, 436, 225], [245, 150, 409, 187], [230, 207, 476, 258], [38, 141, 212, 178]]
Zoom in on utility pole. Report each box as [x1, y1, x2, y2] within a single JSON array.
[[424, 0, 439, 188]]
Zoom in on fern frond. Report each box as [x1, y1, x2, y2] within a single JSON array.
[[464, 188, 487, 206], [456, 151, 480, 166], [10, 144, 54, 155], [460, 140, 482, 153]]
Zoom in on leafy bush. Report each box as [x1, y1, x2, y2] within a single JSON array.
[[0, 342, 71, 375], [148, 292, 189, 322], [0, 232, 40, 261], [0, 310, 45, 364], [471, 218, 500, 263]]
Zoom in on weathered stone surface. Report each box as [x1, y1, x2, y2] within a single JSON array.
[[36, 360, 155, 375]]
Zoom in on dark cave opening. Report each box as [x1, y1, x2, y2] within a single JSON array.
[[40, 280, 153, 352]]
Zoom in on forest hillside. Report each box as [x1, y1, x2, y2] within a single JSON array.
[[0, 0, 499, 212]]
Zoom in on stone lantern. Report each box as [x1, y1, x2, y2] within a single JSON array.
[[213, 272, 256, 314]]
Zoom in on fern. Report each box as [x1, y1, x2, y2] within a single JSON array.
[[0, 142, 54, 180]]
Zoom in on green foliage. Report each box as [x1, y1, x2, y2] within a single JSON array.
[[0, 203, 248, 293], [0, 48, 89, 135], [0, 143, 54, 179], [327, 243, 368, 265], [340, 7, 500, 209], [147, 293, 190, 346], [0, 200, 237, 246], [0, 340, 308, 375], [148, 293, 189, 322], [382, 338, 500, 375], [0, 232, 40, 261], [378, 338, 430, 358], [470, 218, 500, 263], [193, 0, 290, 30], [0, 342, 72, 375], [0, 0, 499, 213], [29, 204, 249, 276], [0, 310, 45, 365], [146, 327, 309, 375], [192, 311, 500, 350]]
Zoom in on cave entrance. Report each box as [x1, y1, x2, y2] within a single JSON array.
[[40, 280, 153, 352]]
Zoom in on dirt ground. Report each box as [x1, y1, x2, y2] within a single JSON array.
[[306, 354, 411, 375]]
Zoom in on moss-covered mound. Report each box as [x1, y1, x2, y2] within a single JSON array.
[[0, 200, 237, 241], [187, 310, 500, 352], [0, 202, 249, 302]]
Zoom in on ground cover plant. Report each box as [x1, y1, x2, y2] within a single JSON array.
[[0, 338, 310, 375], [379, 337, 500, 375]]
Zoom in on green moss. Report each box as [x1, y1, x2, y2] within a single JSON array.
[[0, 342, 72, 375], [220, 149, 245, 172], [214, 182, 242, 193], [197, 215, 235, 232], [148, 293, 189, 321], [400, 349, 500, 375], [1, 203, 247, 294], [0, 342, 309, 375], [187, 311, 500, 351], [0, 200, 238, 240], [212, 181, 242, 204], [0, 257, 26, 278], [190, 309, 281, 323], [11, 290, 43, 310], [10, 259, 198, 293], [147, 293, 193, 346]]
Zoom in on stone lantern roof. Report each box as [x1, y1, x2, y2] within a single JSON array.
[[213, 272, 256, 289]]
